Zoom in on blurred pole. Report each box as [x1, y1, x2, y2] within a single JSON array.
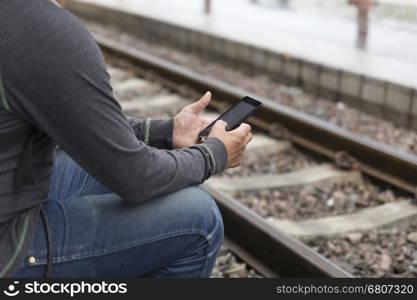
[[348, 0, 378, 49], [55, 0, 68, 7], [279, 0, 289, 8], [204, 0, 211, 15]]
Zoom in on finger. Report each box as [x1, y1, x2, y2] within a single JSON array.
[[200, 117, 217, 129], [240, 123, 252, 133], [213, 119, 228, 130], [233, 160, 241, 168], [244, 133, 253, 145], [243, 131, 252, 142], [232, 123, 251, 135], [184, 91, 211, 114], [197, 137, 207, 144], [229, 160, 239, 168]]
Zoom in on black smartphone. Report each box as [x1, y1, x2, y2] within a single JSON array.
[[199, 96, 262, 139]]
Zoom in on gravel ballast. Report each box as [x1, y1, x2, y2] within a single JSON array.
[[305, 219, 417, 277], [212, 246, 263, 278], [219, 147, 324, 179], [235, 180, 411, 221]]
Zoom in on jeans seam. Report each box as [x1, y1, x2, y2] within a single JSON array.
[[198, 207, 223, 277], [50, 199, 68, 259], [206, 201, 222, 247], [29, 229, 208, 266], [197, 238, 210, 278]]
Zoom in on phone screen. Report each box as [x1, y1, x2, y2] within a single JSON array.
[[199, 96, 262, 138], [221, 101, 256, 130]]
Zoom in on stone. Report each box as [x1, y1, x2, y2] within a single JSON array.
[[326, 198, 335, 207], [379, 254, 392, 271], [406, 232, 417, 244], [409, 266, 417, 275], [336, 102, 346, 110], [346, 232, 363, 245]]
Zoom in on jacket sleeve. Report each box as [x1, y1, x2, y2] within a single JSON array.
[[126, 116, 174, 150], [4, 6, 227, 203]]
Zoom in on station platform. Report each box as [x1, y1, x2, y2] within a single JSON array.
[[77, 0, 417, 90]]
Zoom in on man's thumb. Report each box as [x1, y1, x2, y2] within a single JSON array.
[[187, 91, 211, 114]]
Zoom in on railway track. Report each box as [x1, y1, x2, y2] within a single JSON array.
[[97, 34, 417, 278]]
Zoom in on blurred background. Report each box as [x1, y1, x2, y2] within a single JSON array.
[[77, 0, 417, 62], [62, 0, 417, 278]]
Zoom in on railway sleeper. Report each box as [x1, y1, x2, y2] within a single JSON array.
[[208, 165, 362, 193], [121, 94, 189, 117], [113, 77, 162, 99], [269, 200, 417, 238]]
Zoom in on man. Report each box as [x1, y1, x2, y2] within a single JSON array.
[[0, 0, 252, 277]]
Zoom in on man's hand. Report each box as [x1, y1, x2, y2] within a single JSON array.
[[173, 92, 214, 149], [208, 120, 253, 168]]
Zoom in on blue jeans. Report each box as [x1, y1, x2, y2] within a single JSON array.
[[15, 149, 224, 277]]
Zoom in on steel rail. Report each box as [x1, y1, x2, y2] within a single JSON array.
[[96, 35, 417, 196], [201, 184, 352, 278]]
